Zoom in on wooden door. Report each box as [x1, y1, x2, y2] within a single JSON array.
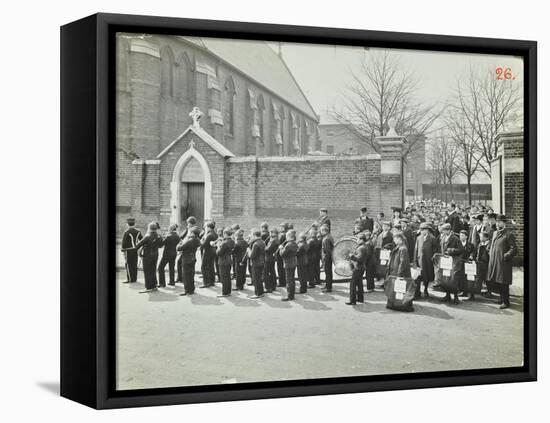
[[186, 183, 205, 226]]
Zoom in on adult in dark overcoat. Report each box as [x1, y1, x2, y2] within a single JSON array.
[[413, 222, 438, 298], [439, 223, 464, 304], [134, 222, 163, 292], [487, 215, 517, 309]]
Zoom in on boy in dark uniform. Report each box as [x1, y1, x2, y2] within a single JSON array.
[[121, 217, 143, 283], [296, 232, 309, 294], [177, 232, 201, 295], [279, 230, 299, 301], [157, 224, 180, 287], [216, 229, 235, 296], [307, 229, 321, 288], [348, 233, 367, 305], [232, 230, 248, 290], [276, 222, 287, 287], [321, 225, 334, 293], [264, 227, 280, 293], [200, 221, 218, 288]]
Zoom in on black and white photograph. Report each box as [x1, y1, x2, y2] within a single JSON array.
[[115, 33, 527, 390]]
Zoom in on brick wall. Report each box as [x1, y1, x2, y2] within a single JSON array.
[[497, 131, 525, 262], [217, 155, 383, 240]]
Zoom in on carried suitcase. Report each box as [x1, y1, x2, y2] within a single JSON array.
[[384, 276, 417, 312], [376, 248, 391, 279], [433, 254, 457, 292], [464, 260, 482, 294]]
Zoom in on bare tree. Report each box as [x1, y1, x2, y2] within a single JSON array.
[[427, 132, 461, 202], [333, 50, 444, 159], [455, 67, 522, 176], [445, 109, 483, 205]]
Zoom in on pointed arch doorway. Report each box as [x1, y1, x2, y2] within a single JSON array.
[[170, 147, 212, 228]]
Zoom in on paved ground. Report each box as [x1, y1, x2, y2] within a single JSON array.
[[116, 269, 524, 391]]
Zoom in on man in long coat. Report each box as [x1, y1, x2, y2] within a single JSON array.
[[487, 214, 517, 309], [413, 222, 438, 299]]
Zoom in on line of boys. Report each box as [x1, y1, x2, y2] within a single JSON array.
[[122, 209, 336, 301]]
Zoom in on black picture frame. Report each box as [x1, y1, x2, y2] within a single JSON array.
[[60, 12, 537, 409]]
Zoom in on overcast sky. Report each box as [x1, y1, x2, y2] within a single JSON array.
[[269, 41, 524, 124]]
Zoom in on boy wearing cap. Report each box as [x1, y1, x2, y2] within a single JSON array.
[[347, 234, 367, 305], [121, 217, 143, 283], [320, 225, 334, 293], [177, 232, 201, 295], [263, 227, 280, 293], [317, 208, 331, 233], [158, 224, 180, 287], [200, 221, 218, 288], [216, 229, 235, 297]]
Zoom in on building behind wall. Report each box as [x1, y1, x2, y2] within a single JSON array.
[[318, 120, 425, 200]]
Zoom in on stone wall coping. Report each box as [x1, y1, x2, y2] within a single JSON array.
[[227, 154, 381, 163], [156, 125, 235, 160], [496, 131, 524, 140]]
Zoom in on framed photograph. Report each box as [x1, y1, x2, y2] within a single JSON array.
[[61, 13, 537, 409]]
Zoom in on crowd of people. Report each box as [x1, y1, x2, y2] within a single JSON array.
[[121, 199, 517, 310]]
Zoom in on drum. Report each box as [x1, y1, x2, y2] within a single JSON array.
[[332, 236, 358, 277]]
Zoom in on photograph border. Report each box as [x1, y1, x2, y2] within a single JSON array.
[[60, 12, 537, 409]]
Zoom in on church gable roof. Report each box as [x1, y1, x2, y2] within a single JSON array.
[[181, 36, 318, 121], [156, 125, 235, 160]]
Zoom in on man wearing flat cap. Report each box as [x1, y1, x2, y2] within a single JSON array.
[[487, 215, 517, 309], [391, 207, 402, 228], [121, 217, 143, 283], [358, 207, 373, 233], [316, 208, 331, 233]]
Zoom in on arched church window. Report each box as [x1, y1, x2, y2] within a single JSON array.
[[224, 77, 236, 137], [176, 52, 193, 102], [160, 46, 175, 98], [257, 95, 265, 143]]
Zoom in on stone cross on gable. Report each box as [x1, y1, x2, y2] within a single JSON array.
[[189, 107, 202, 128]]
